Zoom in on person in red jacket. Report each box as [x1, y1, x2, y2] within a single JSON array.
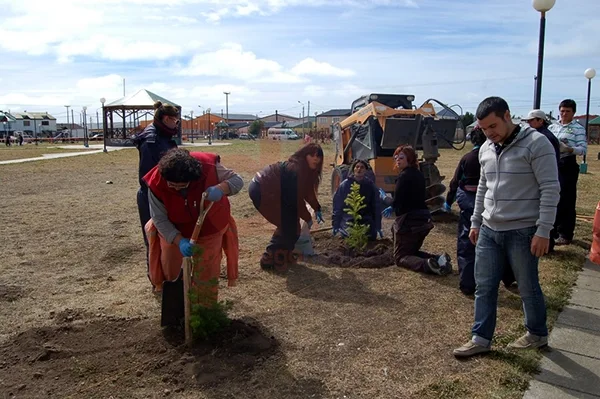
[[143, 148, 243, 302], [248, 143, 325, 270]]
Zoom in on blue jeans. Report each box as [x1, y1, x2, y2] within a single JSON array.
[[471, 225, 548, 347]]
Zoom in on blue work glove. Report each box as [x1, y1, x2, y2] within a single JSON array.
[[378, 229, 384, 239], [178, 238, 194, 257], [205, 185, 224, 202], [378, 188, 387, 201], [315, 210, 325, 224], [333, 227, 339, 236], [382, 206, 394, 219], [443, 202, 452, 212]]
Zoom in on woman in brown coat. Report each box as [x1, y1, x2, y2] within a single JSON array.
[[248, 143, 324, 270]]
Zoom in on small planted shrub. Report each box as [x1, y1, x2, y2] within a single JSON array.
[[343, 182, 370, 252]]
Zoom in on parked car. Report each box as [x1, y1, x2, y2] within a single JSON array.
[[218, 132, 239, 140], [90, 134, 104, 141], [239, 133, 250, 140]]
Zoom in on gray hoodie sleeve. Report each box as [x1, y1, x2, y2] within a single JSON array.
[[470, 146, 488, 230], [216, 162, 244, 195], [148, 190, 180, 244], [530, 136, 560, 238]]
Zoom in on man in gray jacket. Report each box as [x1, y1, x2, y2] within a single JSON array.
[[453, 97, 560, 358]]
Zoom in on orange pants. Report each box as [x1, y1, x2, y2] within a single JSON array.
[[146, 221, 230, 304]]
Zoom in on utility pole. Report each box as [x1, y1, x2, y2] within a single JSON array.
[[64, 105, 70, 138], [71, 109, 75, 140], [307, 101, 311, 130], [223, 91, 230, 139], [96, 110, 100, 130]]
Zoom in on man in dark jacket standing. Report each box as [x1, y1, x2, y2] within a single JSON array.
[[133, 101, 179, 272]]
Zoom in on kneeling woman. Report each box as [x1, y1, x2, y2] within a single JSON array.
[[144, 148, 243, 301], [332, 159, 382, 240], [248, 143, 325, 270], [384, 145, 452, 275]]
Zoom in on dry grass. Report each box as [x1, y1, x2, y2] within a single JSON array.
[[0, 143, 94, 161], [0, 140, 597, 398]]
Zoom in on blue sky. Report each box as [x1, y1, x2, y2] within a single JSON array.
[[0, 0, 598, 123]]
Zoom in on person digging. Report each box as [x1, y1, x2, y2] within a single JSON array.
[[143, 148, 243, 326]]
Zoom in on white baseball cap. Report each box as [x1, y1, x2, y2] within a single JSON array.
[[522, 110, 547, 121]]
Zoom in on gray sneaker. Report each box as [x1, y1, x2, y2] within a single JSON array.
[[426, 258, 442, 275], [507, 332, 548, 350], [453, 340, 491, 358], [438, 253, 453, 275]]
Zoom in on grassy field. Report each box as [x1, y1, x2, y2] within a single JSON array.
[[0, 140, 597, 398], [0, 143, 96, 161]]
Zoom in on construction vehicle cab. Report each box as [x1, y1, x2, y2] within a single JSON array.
[[332, 93, 463, 212]]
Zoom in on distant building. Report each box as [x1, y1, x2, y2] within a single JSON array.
[[316, 109, 351, 134], [0, 111, 57, 137]]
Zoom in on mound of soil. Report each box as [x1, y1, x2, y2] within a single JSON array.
[[310, 232, 395, 268], [0, 316, 277, 398]]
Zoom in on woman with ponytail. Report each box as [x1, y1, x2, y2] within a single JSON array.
[[133, 101, 180, 275]]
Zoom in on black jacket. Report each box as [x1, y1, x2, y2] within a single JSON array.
[[392, 167, 428, 217], [133, 123, 177, 189]]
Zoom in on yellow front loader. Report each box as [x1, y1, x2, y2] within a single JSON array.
[[331, 93, 466, 213]]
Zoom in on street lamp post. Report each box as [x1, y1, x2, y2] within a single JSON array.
[[532, 0, 556, 109], [581, 68, 596, 173], [223, 92, 230, 139], [64, 105, 71, 138], [206, 108, 212, 145], [298, 100, 306, 137], [82, 106, 89, 147], [100, 98, 107, 153]]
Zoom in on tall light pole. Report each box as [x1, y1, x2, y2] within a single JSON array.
[[100, 98, 107, 153], [190, 109, 194, 144], [198, 105, 204, 142], [64, 105, 71, 138], [581, 68, 596, 173], [532, 0, 556, 109], [206, 108, 212, 145], [82, 106, 89, 147], [223, 91, 230, 139], [298, 100, 305, 137]]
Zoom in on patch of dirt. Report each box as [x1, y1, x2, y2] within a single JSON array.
[[0, 285, 24, 302], [311, 232, 395, 268], [0, 316, 277, 398], [100, 244, 139, 265]]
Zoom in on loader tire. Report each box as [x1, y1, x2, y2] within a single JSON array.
[[331, 165, 350, 195]]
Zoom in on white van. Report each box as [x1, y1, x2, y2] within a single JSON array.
[[267, 128, 300, 140]]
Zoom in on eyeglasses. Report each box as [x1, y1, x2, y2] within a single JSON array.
[[165, 116, 180, 124], [394, 154, 406, 161], [167, 181, 189, 190]]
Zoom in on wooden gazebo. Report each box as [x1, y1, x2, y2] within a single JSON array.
[[102, 89, 182, 146]]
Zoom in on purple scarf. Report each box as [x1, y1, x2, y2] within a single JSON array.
[[153, 118, 178, 137]]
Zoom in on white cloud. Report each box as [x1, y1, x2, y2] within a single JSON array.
[[76, 75, 124, 91], [179, 43, 307, 83], [291, 58, 355, 77], [236, 3, 261, 16]]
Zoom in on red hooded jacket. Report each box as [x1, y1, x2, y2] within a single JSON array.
[[143, 152, 230, 238]]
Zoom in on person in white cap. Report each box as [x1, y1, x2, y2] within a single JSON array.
[[522, 110, 560, 163]]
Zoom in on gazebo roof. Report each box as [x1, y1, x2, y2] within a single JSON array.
[[105, 89, 180, 109]]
